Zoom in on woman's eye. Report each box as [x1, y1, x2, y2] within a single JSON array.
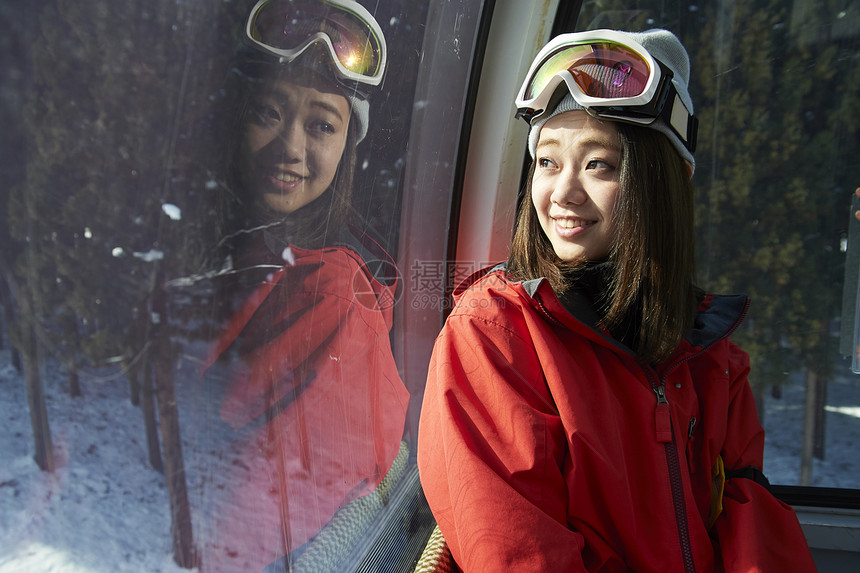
[[250, 103, 281, 124], [586, 159, 612, 170], [538, 157, 555, 168], [312, 120, 336, 135]]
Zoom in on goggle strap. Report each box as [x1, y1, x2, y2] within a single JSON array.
[[596, 80, 698, 154], [613, 62, 698, 153], [668, 92, 697, 153]]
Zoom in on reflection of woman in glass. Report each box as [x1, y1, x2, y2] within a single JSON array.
[[201, 1, 408, 571]]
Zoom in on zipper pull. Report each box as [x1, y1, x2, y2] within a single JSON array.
[[688, 417, 697, 439], [654, 385, 672, 443]]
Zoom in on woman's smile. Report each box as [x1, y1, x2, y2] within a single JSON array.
[[553, 217, 597, 236], [267, 168, 306, 188]]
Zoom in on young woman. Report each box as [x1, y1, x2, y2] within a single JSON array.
[[199, 2, 409, 571], [417, 29, 817, 572]]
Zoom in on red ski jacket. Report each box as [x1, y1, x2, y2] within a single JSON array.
[[202, 235, 409, 571], [418, 266, 816, 572]]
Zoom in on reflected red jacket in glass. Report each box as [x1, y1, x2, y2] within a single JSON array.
[[418, 266, 817, 572], [203, 237, 409, 571]]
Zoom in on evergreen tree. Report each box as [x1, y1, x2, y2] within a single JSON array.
[[0, 1, 42, 372], [685, 0, 857, 418], [576, 1, 859, 482], [1, 0, 54, 470], [9, 0, 242, 566]]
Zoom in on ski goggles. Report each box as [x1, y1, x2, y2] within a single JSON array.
[[245, 0, 387, 90], [515, 30, 697, 153]]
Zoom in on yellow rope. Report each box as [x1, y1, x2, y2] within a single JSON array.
[[413, 524, 457, 573]]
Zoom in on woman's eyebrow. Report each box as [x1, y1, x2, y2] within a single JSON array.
[[310, 100, 346, 121], [535, 137, 561, 152]]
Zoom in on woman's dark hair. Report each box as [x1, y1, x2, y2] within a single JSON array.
[[508, 122, 699, 365]]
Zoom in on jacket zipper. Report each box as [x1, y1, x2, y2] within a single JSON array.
[[532, 289, 749, 573], [648, 309, 748, 573], [646, 304, 749, 573], [653, 384, 672, 443], [650, 376, 697, 573], [535, 292, 697, 571]]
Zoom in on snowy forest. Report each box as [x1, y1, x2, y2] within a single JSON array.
[[2, 0, 860, 571]]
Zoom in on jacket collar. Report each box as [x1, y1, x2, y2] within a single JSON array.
[[458, 263, 749, 356], [686, 293, 749, 350]]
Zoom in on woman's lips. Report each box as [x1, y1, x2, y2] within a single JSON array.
[[266, 169, 306, 190], [553, 217, 595, 237]]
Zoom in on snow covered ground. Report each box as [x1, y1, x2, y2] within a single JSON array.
[[0, 351, 189, 572], [761, 358, 860, 488], [0, 344, 259, 573], [1, 346, 859, 572]]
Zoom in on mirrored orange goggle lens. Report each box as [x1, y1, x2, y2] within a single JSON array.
[[526, 42, 652, 101], [250, 0, 381, 76]]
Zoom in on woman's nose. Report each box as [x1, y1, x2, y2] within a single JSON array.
[[274, 120, 304, 162], [551, 172, 587, 206]]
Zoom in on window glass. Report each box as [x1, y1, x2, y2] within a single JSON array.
[[573, 0, 860, 489], [0, 0, 484, 570]]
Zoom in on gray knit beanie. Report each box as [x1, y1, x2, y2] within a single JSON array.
[[340, 91, 370, 144], [526, 29, 695, 171]]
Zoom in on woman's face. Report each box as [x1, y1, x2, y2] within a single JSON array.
[[531, 111, 621, 263], [239, 71, 351, 215]]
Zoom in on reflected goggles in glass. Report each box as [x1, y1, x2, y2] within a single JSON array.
[[245, 0, 387, 89], [515, 30, 697, 153]]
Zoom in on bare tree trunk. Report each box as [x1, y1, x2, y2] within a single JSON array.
[[67, 322, 82, 397], [142, 358, 164, 473], [128, 360, 141, 406], [0, 281, 5, 353], [1, 276, 22, 372], [753, 384, 766, 427], [22, 311, 54, 472], [11, 345, 22, 372], [151, 285, 196, 568], [154, 351, 196, 568], [813, 376, 827, 461], [69, 368, 82, 398], [799, 368, 818, 485], [124, 315, 146, 407]]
